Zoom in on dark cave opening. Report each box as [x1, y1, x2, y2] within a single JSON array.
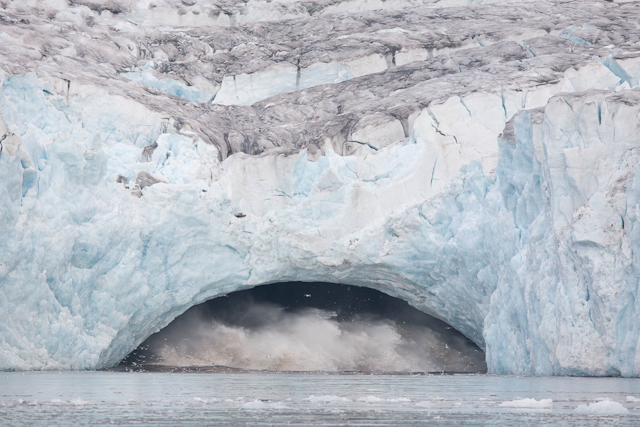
[[120, 282, 487, 374]]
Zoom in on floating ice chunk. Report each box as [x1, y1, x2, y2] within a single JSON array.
[[626, 396, 640, 402], [358, 396, 384, 403], [241, 400, 289, 410], [416, 401, 434, 408], [310, 395, 409, 403], [305, 395, 351, 402], [48, 398, 88, 406], [498, 398, 553, 409], [575, 400, 629, 415], [387, 397, 411, 403]]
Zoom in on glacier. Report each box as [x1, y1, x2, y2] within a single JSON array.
[[122, 66, 216, 104], [2, 0, 640, 375]]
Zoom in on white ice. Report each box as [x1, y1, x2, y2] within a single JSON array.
[[574, 400, 629, 415], [498, 398, 553, 409], [2, 0, 640, 378]]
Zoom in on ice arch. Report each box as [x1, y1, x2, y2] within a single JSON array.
[[97, 269, 492, 371], [118, 282, 487, 373], [0, 74, 495, 372]]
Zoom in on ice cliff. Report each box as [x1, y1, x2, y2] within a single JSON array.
[[1, 0, 640, 375]]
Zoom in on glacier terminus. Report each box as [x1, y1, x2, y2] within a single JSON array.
[[1, 0, 640, 377]]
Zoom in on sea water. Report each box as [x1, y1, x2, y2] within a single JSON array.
[[1, 372, 639, 426]]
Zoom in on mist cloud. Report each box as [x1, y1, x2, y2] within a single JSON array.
[[140, 301, 484, 373]]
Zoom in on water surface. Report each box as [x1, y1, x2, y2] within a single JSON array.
[[1, 372, 639, 426]]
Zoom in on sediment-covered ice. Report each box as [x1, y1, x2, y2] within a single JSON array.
[[1, 0, 640, 375]]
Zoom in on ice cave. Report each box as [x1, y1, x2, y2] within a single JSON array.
[[118, 282, 487, 373], [2, 0, 640, 379]]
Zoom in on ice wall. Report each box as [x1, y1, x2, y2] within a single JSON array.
[[2, 68, 640, 375], [485, 90, 640, 376], [2, 0, 640, 375]]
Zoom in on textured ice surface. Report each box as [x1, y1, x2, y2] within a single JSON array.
[[122, 68, 216, 103], [2, 0, 640, 374], [574, 400, 630, 415], [213, 62, 354, 106], [499, 398, 553, 409]]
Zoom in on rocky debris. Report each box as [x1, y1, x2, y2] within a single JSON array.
[[141, 142, 158, 162], [135, 170, 166, 190]]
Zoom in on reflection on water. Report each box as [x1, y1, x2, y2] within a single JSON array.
[[1, 372, 639, 426]]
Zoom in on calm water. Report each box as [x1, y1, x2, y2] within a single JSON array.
[[1, 372, 640, 426]]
